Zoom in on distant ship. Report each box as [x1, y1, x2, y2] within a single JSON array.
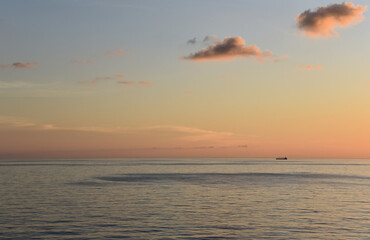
[[276, 157, 288, 160]]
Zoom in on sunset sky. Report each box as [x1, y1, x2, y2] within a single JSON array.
[[1, 0, 370, 159]]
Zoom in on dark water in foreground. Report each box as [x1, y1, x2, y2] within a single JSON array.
[[1, 158, 370, 239]]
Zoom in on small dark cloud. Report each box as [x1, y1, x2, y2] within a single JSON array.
[[0, 62, 38, 69], [187, 38, 197, 45]]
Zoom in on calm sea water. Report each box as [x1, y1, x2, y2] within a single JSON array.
[[1, 158, 370, 239]]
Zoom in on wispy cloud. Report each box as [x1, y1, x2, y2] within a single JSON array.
[[187, 37, 197, 45], [203, 35, 219, 43], [296, 2, 367, 38], [147, 125, 234, 143], [117, 80, 152, 86], [84, 74, 125, 84], [0, 62, 38, 69], [117, 81, 137, 85], [138, 81, 152, 86], [81, 74, 148, 86], [298, 64, 323, 70], [0, 116, 36, 128], [0, 117, 252, 158], [103, 49, 125, 56], [116, 74, 125, 79], [0, 117, 242, 146], [186, 36, 219, 46], [183, 36, 273, 62]]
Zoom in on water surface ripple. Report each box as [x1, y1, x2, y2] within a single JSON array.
[[1, 158, 370, 239]]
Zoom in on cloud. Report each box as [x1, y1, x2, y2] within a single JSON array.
[[183, 36, 273, 61], [103, 49, 125, 56], [82, 74, 149, 86], [86, 74, 125, 84], [117, 81, 137, 85], [0, 62, 38, 69], [0, 116, 36, 128], [138, 81, 152, 86], [0, 118, 254, 158], [116, 74, 125, 79], [0, 65, 11, 69], [13, 62, 38, 69], [0, 117, 240, 145], [117, 81, 152, 86], [298, 64, 323, 70], [203, 35, 219, 42], [138, 125, 236, 144], [296, 2, 367, 38], [187, 36, 219, 45], [187, 37, 197, 44]]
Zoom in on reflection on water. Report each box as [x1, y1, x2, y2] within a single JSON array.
[[1, 158, 370, 239]]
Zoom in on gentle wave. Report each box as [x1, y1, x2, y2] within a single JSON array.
[[94, 172, 370, 183]]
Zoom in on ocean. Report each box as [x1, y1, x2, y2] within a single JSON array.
[[1, 158, 370, 239]]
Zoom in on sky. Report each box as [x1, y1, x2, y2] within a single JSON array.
[[1, 0, 370, 159]]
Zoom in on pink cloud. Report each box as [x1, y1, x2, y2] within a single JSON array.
[[296, 2, 367, 38], [116, 74, 125, 79], [183, 36, 273, 61], [298, 64, 324, 70], [0, 62, 38, 69], [104, 49, 125, 56]]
